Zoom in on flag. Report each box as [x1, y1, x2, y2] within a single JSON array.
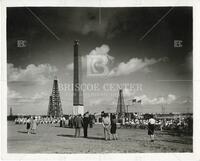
[[132, 99, 136, 103], [137, 100, 142, 104]]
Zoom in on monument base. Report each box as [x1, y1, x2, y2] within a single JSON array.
[[73, 105, 84, 116]]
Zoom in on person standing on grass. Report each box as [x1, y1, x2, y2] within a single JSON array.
[[148, 115, 156, 142], [111, 114, 118, 140], [89, 114, 94, 128], [83, 112, 90, 138], [60, 117, 63, 127], [74, 114, 83, 138], [31, 117, 37, 134], [26, 117, 31, 134], [102, 113, 111, 141]]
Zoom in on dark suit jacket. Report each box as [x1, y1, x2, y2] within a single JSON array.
[[74, 116, 83, 128]]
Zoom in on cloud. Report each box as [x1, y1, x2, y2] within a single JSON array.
[[66, 44, 114, 72], [32, 92, 49, 100], [64, 9, 115, 38], [125, 93, 192, 105], [88, 98, 104, 106], [64, 9, 147, 39], [109, 57, 168, 76], [87, 44, 114, 69], [8, 88, 23, 99], [123, 87, 137, 98], [8, 63, 58, 84], [128, 94, 177, 105], [81, 20, 108, 37], [66, 43, 168, 77], [90, 44, 110, 56], [8, 88, 49, 104], [66, 63, 73, 71], [87, 96, 116, 108], [175, 96, 192, 104]]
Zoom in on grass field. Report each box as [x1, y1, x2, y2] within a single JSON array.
[[7, 122, 192, 153]]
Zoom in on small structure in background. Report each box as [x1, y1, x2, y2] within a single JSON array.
[[116, 89, 126, 118]]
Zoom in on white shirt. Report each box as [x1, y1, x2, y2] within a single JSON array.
[[149, 118, 156, 125], [102, 116, 110, 127]]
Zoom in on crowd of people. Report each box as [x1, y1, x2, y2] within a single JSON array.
[[14, 116, 59, 125], [13, 112, 118, 141], [12, 112, 193, 141], [122, 116, 193, 135], [70, 111, 118, 140], [15, 116, 38, 134]]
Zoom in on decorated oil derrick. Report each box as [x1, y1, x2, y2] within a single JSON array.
[[47, 77, 63, 117], [116, 89, 126, 118]]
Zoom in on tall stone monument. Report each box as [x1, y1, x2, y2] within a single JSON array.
[[73, 40, 84, 115]]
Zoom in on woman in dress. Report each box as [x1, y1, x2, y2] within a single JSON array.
[[110, 114, 118, 140], [31, 117, 37, 134], [148, 115, 156, 142]]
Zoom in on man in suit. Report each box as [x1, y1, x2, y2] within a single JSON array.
[[83, 112, 90, 138], [74, 115, 83, 138]]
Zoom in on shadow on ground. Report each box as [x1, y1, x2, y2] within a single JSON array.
[[57, 134, 104, 140], [17, 131, 28, 134]]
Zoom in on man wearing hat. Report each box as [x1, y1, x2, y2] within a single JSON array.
[[83, 111, 90, 138]]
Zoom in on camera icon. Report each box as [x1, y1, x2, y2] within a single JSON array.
[[87, 55, 109, 76]]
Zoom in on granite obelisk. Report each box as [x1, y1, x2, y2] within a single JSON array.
[[73, 40, 84, 115]]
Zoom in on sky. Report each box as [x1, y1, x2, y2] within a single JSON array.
[[7, 7, 193, 115]]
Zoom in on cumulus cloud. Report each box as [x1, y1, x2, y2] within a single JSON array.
[[8, 88, 23, 99], [32, 92, 49, 100], [8, 63, 58, 84], [66, 44, 114, 72], [123, 87, 137, 98], [66, 44, 168, 77], [8, 88, 48, 104], [66, 63, 73, 71], [109, 57, 168, 76], [133, 94, 177, 105], [87, 44, 114, 72], [175, 96, 192, 104]]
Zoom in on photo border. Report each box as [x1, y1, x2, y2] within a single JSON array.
[[1, 0, 200, 161]]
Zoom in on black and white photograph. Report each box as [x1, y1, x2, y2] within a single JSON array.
[[1, 0, 200, 160]]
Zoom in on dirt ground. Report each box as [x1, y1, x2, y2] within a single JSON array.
[[7, 122, 192, 153]]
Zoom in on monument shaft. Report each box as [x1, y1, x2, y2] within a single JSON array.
[[73, 40, 84, 115]]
